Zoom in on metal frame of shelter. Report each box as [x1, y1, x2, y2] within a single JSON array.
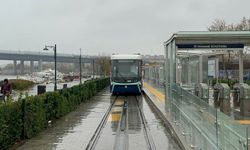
[[163, 31, 250, 150], [164, 31, 250, 100]]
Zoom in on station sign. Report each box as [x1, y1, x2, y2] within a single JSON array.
[[177, 44, 244, 49]]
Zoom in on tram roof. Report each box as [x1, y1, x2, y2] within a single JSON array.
[[164, 31, 250, 46], [111, 54, 142, 60]]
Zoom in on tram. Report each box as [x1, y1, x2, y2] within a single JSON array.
[[110, 54, 143, 95]]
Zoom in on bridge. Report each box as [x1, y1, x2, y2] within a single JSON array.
[[1, 31, 250, 150], [0, 50, 163, 75], [0, 50, 94, 74]]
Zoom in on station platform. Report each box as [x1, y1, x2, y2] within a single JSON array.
[[142, 81, 188, 149], [143, 81, 166, 114], [143, 81, 250, 150], [206, 87, 250, 124], [144, 80, 250, 124]]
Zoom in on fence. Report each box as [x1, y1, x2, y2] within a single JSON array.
[[170, 83, 248, 150]]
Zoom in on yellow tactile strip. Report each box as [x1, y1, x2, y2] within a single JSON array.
[[237, 120, 250, 125], [143, 82, 250, 125], [143, 82, 165, 102], [108, 113, 121, 122]]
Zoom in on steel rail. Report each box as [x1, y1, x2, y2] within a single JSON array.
[[85, 96, 117, 150], [135, 96, 156, 150], [142, 90, 189, 150], [113, 99, 128, 150]]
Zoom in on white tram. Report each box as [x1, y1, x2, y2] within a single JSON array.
[[110, 54, 143, 95]]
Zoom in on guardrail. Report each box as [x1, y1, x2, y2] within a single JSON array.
[[170, 83, 248, 150]]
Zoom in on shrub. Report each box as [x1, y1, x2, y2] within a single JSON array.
[[0, 101, 23, 150], [212, 78, 250, 88], [0, 78, 110, 149], [246, 80, 250, 86], [211, 78, 238, 89]]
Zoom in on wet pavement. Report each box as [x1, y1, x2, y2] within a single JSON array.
[[93, 97, 124, 150], [18, 88, 112, 150], [18, 86, 182, 150], [94, 96, 148, 150], [142, 96, 181, 150], [126, 97, 147, 150], [94, 95, 181, 150]]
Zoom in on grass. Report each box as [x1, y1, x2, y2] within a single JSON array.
[[0, 79, 35, 91]]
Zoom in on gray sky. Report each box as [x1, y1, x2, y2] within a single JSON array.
[[0, 0, 249, 56]]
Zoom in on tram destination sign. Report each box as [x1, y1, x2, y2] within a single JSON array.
[[177, 44, 244, 49]]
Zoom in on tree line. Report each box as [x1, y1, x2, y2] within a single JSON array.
[[207, 17, 250, 79], [208, 17, 250, 31]]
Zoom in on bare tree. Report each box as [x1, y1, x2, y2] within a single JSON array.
[[208, 17, 250, 31], [208, 17, 250, 79], [208, 19, 227, 31], [97, 56, 110, 77], [235, 17, 250, 31]]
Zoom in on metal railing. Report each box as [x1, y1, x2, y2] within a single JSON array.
[[169, 83, 248, 150]]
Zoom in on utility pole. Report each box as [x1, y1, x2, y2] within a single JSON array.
[[54, 44, 57, 91], [43, 44, 57, 91], [80, 48, 82, 84], [92, 59, 95, 79]]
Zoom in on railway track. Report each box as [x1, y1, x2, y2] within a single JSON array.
[[86, 94, 181, 150], [85, 96, 117, 150], [135, 96, 156, 150]]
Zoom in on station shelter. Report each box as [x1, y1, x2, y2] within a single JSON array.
[[164, 31, 250, 99], [163, 31, 250, 150]]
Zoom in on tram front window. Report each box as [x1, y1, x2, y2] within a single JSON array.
[[112, 60, 140, 82]]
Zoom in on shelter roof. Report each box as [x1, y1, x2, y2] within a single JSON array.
[[164, 31, 250, 46]]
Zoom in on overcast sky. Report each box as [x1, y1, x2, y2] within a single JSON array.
[[0, 0, 249, 56]]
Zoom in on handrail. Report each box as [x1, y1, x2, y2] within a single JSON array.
[[171, 84, 248, 150]]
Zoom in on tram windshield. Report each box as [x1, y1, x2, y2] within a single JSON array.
[[112, 60, 141, 82]]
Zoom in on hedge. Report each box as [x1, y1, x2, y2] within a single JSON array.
[[211, 78, 238, 88], [0, 78, 110, 149], [211, 78, 250, 89], [246, 80, 250, 86]]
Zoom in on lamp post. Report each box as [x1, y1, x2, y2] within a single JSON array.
[[43, 44, 57, 91], [92, 59, 95, 79], [80, 48, 82, 84]]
